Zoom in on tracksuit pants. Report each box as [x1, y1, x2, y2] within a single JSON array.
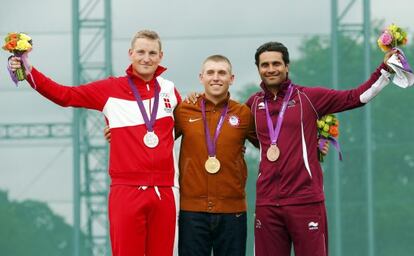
[[108, 185, 179, 256], [254, 201, 328, 256]]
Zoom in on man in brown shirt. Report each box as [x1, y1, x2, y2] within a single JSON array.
[[174, 55, 258, 256]]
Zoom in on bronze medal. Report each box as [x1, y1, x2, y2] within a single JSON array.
[[205, 156, 221, 174], [266, 144, 280, 162]]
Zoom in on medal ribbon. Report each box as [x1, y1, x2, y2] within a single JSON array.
[[201, 99, 229, 157], [265, 84, 293, 145], [127, 77, 160, 132]]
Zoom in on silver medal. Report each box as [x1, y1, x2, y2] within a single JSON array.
[[143, 131, 159, 148]]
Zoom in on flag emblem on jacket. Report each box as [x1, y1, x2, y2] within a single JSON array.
[[163, 97, 172, 113]]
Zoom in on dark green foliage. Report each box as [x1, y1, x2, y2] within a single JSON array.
[[0, 190, 91, 256]]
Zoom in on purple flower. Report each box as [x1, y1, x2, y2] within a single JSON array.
[[380, 31, 393, 45]]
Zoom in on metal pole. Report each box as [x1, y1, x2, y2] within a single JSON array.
[[363, 0, 374, 255], [331, 1, 342, 255], [72, 0, 81, 255], [104, 0, 113, 253], [105, 0, 113, 76]]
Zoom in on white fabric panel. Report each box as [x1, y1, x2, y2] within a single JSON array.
[[102, 77, 178, 128], [359, 69, 391, 103]]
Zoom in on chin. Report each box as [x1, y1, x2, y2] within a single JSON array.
[[266, 80, 282, 87]]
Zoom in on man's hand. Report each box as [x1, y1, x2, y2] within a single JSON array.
[[384, 49, 399, 73], [9, 56, 23, 72], [104, 125, 111, 143], [8, 53, 33, 72], [184, 92, 200, 104], [319, 139, 330, 155]]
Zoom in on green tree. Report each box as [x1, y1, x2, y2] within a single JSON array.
[[0, 190, 90, 256]]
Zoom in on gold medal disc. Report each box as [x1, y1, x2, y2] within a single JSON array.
[[266, 144, 280, 162], [205, 156, 221, 174]]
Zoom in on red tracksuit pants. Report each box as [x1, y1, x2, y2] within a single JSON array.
[[109, 185, 179, 256], [254, 201, 328, 256]]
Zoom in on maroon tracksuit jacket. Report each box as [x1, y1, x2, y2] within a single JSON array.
[[246, 63, 388, 207]]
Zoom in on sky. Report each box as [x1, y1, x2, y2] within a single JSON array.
[[0, 0, 413, 225]]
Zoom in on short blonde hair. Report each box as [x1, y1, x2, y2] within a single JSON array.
[[202, 55, 233, 74], [130, 30, 162, 50]]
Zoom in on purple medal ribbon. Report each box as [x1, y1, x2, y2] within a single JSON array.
[[201, 99, 229, 157], [127, 77, 159, 132], [265, 84, 294, 146], [319, 137, 343, 161]]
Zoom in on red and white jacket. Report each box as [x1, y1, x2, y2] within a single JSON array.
[[27, 65, 181, 187]]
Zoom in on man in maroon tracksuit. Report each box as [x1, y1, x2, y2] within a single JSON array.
[[246, 42, 394, 256]]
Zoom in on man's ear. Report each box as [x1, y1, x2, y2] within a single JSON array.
[[128, 48, 133, 60], [198, 73, 203, 84], [229, 74, 235, 86]]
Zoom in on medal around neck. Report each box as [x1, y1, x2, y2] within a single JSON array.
[[205, 156, 221, 174], [266, 144, 280, 162], [143, 131, 159, 148]]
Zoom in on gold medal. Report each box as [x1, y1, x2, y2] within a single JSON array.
[[205, 156, 221, 174], [266, 144, 280, 162]]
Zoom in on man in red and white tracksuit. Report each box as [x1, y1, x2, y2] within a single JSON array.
[[246, 41, 395, 256], [10, 30, 181, 256]]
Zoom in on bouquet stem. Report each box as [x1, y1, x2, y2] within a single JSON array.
[[318, 150, 324, 162], [15, 64, 26, 81], [14, 52, 27, 81]]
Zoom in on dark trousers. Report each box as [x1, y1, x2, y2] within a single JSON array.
[[178, 210, 247, 256]]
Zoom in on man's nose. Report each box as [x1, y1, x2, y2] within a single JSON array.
[[142, 53, 150, 62], [268, 64, 277, 73]]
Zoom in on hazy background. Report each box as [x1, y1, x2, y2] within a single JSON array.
[[1, 0, 414, 255]]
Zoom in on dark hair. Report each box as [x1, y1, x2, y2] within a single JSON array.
[[254, 41, 289, 67]]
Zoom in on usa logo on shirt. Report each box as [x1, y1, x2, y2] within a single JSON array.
[[228, 115, 240, 127]]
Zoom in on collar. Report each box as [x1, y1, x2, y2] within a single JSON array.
[[125, 64, 167, 84], [199, 93, 231, 109], [260, 79, 292, 100]]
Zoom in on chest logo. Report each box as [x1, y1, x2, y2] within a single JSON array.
[[161, 94, 172, 113], [189, 117, 202, 123], [288, 99, 296, 108], [228, 115, 240, 127], [257, 102, 265, 110]]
